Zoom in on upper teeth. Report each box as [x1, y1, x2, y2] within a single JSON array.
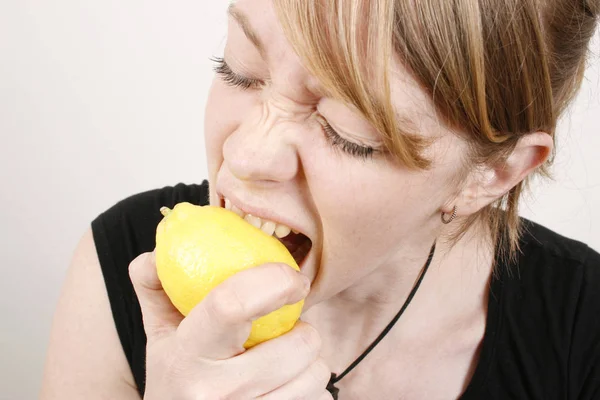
[[224, 198, 294, 239]]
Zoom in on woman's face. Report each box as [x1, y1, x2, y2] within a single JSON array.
[[205, 0, 469, 307]]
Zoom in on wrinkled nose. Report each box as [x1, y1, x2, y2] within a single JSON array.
[[223, 102, 302, 184]]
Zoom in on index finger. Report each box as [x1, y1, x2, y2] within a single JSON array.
[[176, 262, 310, 360]]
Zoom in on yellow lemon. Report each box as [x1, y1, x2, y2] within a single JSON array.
[[155, 202, 303, 348]]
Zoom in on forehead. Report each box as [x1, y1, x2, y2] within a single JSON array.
[[231, 0, 444, 136]]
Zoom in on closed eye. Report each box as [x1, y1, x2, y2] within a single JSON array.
[[211, 56, 377, 160], [210, 56, 263, 90], [321, 120, 376, 160]]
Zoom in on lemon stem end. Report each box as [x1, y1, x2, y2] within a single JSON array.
[[160, 206, 172, 217]]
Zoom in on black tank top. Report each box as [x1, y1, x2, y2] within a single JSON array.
[[91, 181, 600, 399]]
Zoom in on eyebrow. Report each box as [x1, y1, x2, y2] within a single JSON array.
[[227, 4, 265, 56]]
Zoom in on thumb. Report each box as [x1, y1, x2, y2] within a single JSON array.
[[129, 250, 183, 341]]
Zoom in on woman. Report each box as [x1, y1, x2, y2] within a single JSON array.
[[41, 0, 600, 399]]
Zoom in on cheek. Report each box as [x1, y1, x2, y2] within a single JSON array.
[[302, 148, 457, 254]]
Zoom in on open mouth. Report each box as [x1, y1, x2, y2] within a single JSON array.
[[220, 197, 313, 267], [277, 231, 312, 267]]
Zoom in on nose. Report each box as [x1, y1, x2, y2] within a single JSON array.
[[223, 101, 303, 183]]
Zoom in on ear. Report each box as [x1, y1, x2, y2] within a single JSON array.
[[447, 132, 554, 216]]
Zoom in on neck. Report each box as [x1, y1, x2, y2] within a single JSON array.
[[302, 222, 495, 373]]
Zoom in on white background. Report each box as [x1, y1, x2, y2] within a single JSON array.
[[0, 2, 598, 399]]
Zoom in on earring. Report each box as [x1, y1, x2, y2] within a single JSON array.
[[441, 205, 457, 224]]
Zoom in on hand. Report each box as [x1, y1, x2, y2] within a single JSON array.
[[129, 251, 333, 400]]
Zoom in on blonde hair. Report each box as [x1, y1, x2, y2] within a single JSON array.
[[274, 0, 600, 260]]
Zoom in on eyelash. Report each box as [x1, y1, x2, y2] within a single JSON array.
[[321, 121, 375, 160], [211, 56, 263, 90], [210, 56, 376, 160]]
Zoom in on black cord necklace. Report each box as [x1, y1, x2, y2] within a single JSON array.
[[325, 242, 436, 399]]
